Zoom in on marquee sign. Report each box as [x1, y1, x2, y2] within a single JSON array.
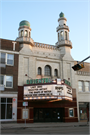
[[27, 78, 52, 84], [24, 83, 72, 101]]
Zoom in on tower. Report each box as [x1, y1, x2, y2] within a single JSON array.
[[16, 20, 34, 46], [56, 12, 72, 57]]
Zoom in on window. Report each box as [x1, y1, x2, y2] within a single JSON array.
[[0, 75, 13, 88], [21, 30, 23, 36], [0, 53, 14, 66], [69, 108, 74, 117], [38, 67, 42, 75], [84, 82, 89, 92], [54, 69, 58, 77], [65, 31, 67, 40], [7, 54, 14, 65], [6, 76, 13, 88], [58, 33, 60, 41], [45, 65, 51, 76], [0, 98, 12, 119], [29, 32, 30, 37], [60, 31, 63, 40], [0, 75, 4, 85], [25, 30, 28, 37], [0, 53, 6, 64], [78, 81, 83, 91]]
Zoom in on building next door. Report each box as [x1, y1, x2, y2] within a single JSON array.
[[34, 108, 64, 122]]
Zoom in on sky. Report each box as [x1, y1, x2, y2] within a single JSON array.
[[0, 0, 90, 62]]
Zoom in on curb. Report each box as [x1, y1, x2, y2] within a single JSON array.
[[1, 124, 89, 130]]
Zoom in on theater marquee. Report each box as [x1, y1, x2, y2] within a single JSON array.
[[24, 84, 72, 101]]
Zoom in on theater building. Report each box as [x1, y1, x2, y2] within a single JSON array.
[[0, 12, 90, 122], [17, 12, 79, 123]]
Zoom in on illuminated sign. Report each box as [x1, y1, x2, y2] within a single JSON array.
[[24, 84, 72, 100], [63, 79, 71, 87], [27, 78, 52, 84]]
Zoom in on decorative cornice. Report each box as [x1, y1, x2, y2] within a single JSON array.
[[18, 26, 31, 31], [77, 71, 90, 76], [56, 25, 69, 32], [58, 17, 67, 22], [34, 42, 58, 50]]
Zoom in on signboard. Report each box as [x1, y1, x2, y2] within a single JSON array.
[[22, 109, 29, 119], [23, 102, 28, 106], [24, 84, 72, 100], [27, 78, 52, 84]]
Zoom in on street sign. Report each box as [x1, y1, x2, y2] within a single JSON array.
[[23, 102, 28, 106]]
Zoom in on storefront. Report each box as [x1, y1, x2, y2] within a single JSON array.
[[17, 79, 78, 123], [0, 94, 17, 122], [79, 102, 89, 122]]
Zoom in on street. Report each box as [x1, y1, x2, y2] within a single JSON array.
[[1, 125, 89, 134]]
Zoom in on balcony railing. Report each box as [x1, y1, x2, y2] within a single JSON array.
[[16, 37, 34, 45], [55, 40, 72, 48]]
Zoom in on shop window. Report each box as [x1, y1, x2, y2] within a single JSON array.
[[69, 108, 74, 117], [1, 53, 14, 66], [0, 75, 13, 88], [65, 31, 67, 40], [54, 69, 58, 77], [78, 81, 83, 91], [38, 67, 42, 75], [79, 107, 87, 120], [0, 98, 12, 119], [44, 65, 51, 76], [21, 30, 23, 37], [84, 82, 89, 92], [25, 30, 28, 37]]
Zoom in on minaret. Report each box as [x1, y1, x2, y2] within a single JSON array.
[[56, 12, 72, 56], [16, 20, 34, 46]]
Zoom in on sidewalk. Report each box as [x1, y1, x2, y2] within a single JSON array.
[[1, 122, 89, 130]]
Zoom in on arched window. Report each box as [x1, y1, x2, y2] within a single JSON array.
[[29, 32, 30, 37], [60, 31, 63, 40], [38, 67, 42, 75], [21, 30, 23, 37], [25, 30, 28, 37], [45, 65, 51, 76], [58, 33, 59, 41], [65, 31, 67, 40], [54, 69, 58, 77]]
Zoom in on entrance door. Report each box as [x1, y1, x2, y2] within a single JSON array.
[[44, 109, 51, 122], [34, 108, 64, 122]]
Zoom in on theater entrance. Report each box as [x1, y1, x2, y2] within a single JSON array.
[[34, 108, 64, 122]]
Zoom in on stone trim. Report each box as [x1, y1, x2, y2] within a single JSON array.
[[18, 26, 31, 31], [34, 42, 58, 50], [58, 17, 67, 22], [77, 71, 90, 76], [0, 49, 19, 54]]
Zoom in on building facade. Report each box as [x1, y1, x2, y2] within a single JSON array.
[[0, 39, 20, 121], [0, 12, 90, 122]]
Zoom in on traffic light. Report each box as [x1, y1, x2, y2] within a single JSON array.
[[72, 63, 84, 71]]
